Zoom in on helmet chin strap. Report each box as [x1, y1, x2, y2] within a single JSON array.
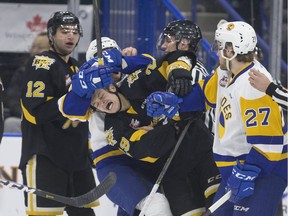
[[220, 49, 237, 72], [106, 87, 122, 113], [114, 91, 123, 113]]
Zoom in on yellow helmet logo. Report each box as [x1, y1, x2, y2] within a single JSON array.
[[226, 23, 235, 31]]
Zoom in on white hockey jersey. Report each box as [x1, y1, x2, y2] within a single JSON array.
[[190, 60, 286, 181]]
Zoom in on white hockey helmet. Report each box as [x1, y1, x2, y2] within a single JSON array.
[[215, 21, 257, 55], [86, 37, 121, 61]]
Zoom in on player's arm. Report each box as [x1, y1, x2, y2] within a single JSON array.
[[249, 68, 288, 110], [146, 70, 220, 119], [101, 48, 153, 74], [58, 88, 91, 122], [265, 82, 288, 111], [105, 116, 177, 163]]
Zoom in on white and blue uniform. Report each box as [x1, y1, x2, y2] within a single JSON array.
[[180, 60, 287, 216], [58, 53, 172, 216]]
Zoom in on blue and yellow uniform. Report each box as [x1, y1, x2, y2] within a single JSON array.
[[180, 60, 287, 216]]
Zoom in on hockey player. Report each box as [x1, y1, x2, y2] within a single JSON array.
[[157, 20, 215, 133], [19, 11, 98, 216], [147, 21, 286, 216], [59, 37, 173, 216], [61, 40, 221, 215]]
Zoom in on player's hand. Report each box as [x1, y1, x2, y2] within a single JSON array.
[[121, 47, 137, 56], [227, 161, 261, 203], [102, 48, 123, 70], [146, 91, 183, 118], [71, 65, 114, 98], [167, 70, 193, 97], [82, 48, 123, 72]]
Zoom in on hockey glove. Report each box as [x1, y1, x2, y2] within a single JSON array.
[[102, 48, 123, 71], [81, 48, 123, 72], [227, 160, 261, 203], [146, 91, 183, 118], [167, 69, 193, 97], [72, 65, 114, 98]]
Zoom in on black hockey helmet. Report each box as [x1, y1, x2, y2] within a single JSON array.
[[47, 11, 83, 37], [157, 20, 202, 52]]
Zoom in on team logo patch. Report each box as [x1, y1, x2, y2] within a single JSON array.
[[127, 70, 141, 87], [226, 23, 234, 31], [219, 75, 228, 87], [32, 55, 55, 70], [105, 127, 117, 146], [129, 118, 140, 129]]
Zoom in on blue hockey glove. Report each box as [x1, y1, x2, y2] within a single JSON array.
[[227, 161, 261, 203], [146, 91, 183, 118], [81, 48, 123, 72], [72, 65, 114, 98], [102, 48, 123, 70]]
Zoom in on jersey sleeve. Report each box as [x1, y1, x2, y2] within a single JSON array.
[[58, 88, 91, 122], [240, 86, 284, 174], [266, 82, 288, 111], [105, 114, 177, 163], [179, 70, 219, 112], [122, 54, 154, 74]]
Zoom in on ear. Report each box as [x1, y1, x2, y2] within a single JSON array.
[[108, 84, 117, 92], [179, 38, 189, 50]]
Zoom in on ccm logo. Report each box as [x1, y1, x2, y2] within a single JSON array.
[[232, 168, 256, 181], [208, 174, 222, 183], [103, 51, 114, 63], [234, 205, 250, 212]]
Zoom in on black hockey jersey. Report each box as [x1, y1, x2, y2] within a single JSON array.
[[104, 50, 196, 162], [20, 50, 90, 171]]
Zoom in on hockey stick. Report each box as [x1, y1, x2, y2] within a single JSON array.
[[0, 172, 116, 207], [92, 0, 104, 66], [139, 119, 193, 216], [202, 190, 232, 216]]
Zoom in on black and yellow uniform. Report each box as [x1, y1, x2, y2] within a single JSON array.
[[20, 50, 98, 215], [105, 50, 221, 216]]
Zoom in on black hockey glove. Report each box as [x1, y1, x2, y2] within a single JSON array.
[[167, 69, 192, 97]]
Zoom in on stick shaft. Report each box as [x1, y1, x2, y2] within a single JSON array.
[[139, 119, 193, 216], [92, 0, 104, 65], [0, 172, 116, 207], [202, 190, 231, 216]]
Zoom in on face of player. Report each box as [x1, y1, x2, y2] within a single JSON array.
[[160, 36, 189, 52], [91, 85, 121, 114], [160, 35, 177, 52], [30, 35, 50, 56], [51, 24, 80, 56]]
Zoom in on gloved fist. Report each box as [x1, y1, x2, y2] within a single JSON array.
[[102, 48, 123, 70], [81, 48, 123, 72], [72, 65, 114, 98], [227, 161, 261, 203], [146, 91, 183, 118], [167, 70, 193, 97]]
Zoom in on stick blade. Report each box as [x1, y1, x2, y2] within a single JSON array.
[[75, 172, 117, 207]]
